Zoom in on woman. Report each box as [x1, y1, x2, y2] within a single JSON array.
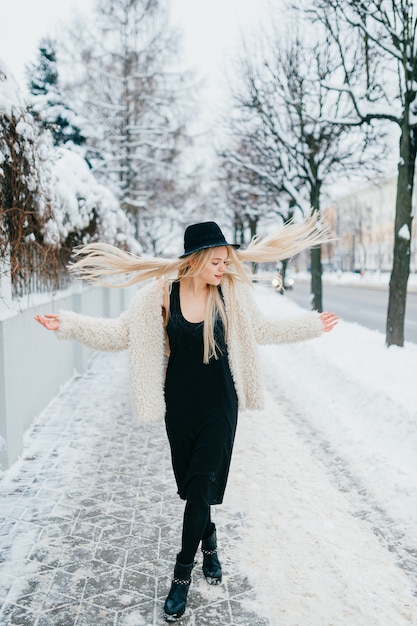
[[35, 217, 338, 622]]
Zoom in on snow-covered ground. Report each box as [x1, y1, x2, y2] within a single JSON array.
[[222, 285, 417, 625], [296, 268, 417, 292], [1, 283, 417, 625]]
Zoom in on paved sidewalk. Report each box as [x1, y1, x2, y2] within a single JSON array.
[[0, 352, 269, 626]]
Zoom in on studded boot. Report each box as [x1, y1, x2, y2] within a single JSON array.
[[201, 525, 222, 585], [163, 557, 194, 622]]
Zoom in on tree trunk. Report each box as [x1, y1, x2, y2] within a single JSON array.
[[281, 258, 288, 285], [310, 245, 323, 311], [386, 114, 416, 346], [234, 214, 245, 245], [310, 183, 323, 312], [249, 215, 259, 274]]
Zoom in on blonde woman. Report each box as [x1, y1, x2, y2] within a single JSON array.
[[35, 217, 338, 622]]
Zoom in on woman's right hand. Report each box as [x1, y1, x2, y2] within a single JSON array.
[[34, 314, 60, 331]]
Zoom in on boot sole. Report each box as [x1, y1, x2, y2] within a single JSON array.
[[164, 610, 185, 622], [164, 612, 184, 622], [204, 575, 222, 585]]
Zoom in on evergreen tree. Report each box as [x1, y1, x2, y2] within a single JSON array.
[[27, 38, 87, 149]]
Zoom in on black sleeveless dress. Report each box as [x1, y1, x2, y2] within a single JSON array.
[[164, 281, 238, 505]]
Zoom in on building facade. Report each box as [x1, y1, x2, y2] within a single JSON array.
[[325, 175, 417, 273]]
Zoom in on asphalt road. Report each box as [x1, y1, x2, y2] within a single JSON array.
[[283, 279, 417, 344]]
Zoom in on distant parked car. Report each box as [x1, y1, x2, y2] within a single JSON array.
[[272, 274, 295, 294]]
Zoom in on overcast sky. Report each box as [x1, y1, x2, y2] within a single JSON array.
[[0, 0, 285, 92]]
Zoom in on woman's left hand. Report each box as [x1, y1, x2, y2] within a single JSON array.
[[320, 311, 338, 333]]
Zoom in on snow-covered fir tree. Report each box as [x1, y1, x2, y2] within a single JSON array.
[[27, 38, 87, 151]]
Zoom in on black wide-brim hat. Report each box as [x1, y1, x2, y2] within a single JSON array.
[[179, 221, 240, 258]]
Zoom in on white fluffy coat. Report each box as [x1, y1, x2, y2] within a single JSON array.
[[56, 278, 323, 422]]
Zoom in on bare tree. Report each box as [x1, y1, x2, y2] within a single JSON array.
[[219, 135, 282, 242], [220, 30, 374, 310], [306, 0, 416, 346], [59, 0, 197, 251]]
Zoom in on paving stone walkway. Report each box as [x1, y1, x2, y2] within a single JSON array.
[[0, 352, 270, 626]]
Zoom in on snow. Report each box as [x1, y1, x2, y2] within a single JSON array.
[[223, 285, 417, 624], [297, 269, 417, 292], [1, 60, 138, 259], [398, 224, 411, 240], [45, 147, 137, 249], [1, 282, 417, 623], [14, 120, 35, 140], [0, 58, 24, 115]]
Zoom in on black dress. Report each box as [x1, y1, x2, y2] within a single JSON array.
[[164, 281, 238, 505]]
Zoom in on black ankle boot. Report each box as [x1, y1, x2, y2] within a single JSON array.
[[201, 526, 222, 585], [163, 558, 194, 622]]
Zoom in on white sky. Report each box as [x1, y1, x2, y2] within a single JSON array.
[[0, 0, 286, 91], [0, 0, 92, 86]]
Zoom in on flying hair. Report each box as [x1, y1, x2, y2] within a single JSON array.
[[69, 211, 330, 287], [68, 212, 332, 363], [237, 212, 330, 264]]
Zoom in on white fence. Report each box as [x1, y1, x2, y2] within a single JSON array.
[[0, 283, 136, 470]]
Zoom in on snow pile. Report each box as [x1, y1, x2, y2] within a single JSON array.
[[45, 148, 136, 248]]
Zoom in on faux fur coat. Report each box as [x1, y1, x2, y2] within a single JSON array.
[[56, 278, 323, 422]]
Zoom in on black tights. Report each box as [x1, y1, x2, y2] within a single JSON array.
[[178, 498, 214, 565]]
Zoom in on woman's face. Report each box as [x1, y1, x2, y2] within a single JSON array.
[[198, 246, 229, 286]]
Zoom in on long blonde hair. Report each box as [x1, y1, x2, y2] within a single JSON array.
[[69, 212, 330, 363]]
